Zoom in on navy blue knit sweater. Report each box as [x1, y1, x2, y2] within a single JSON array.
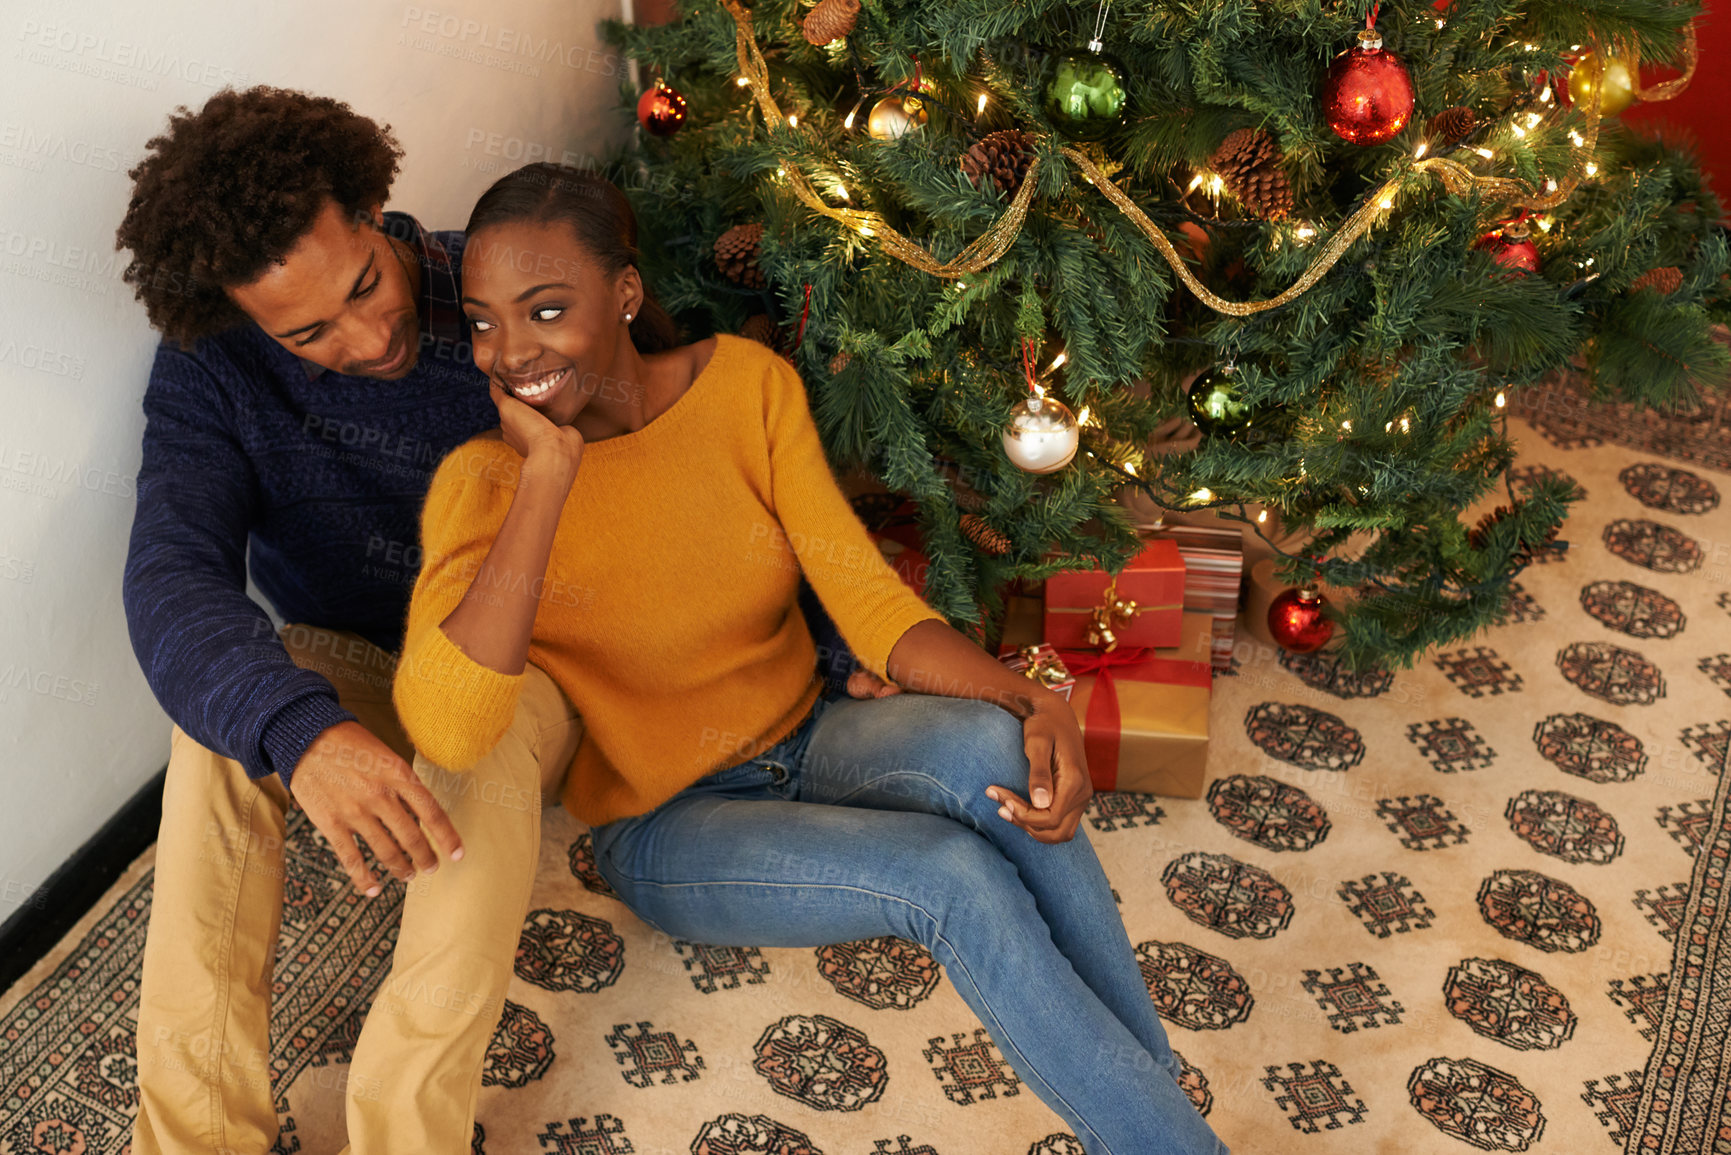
[[124, 214, 495, 790], [123, 212, 855, 792]]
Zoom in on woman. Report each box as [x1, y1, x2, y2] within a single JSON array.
[[393, 162, 1227, 1155]]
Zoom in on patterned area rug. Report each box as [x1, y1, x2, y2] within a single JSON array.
[[1514, 369, 1731, 475], [2, 412, 1729, 1155]]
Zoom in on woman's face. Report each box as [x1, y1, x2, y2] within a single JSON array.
[[460, 219, 640, 427]]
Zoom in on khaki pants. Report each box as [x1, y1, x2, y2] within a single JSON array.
[[132, 624, 582, 1155]]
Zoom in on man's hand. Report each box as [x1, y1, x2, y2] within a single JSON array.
[[845, 667, 903, 699], [986, 695, 1093, 844], [288, 721, 465, 896]]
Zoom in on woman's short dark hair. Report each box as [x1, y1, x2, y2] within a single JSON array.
[[465, 162, 680, 354], [115, 86, 403, 348]]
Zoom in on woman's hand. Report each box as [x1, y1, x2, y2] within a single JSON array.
[[987, 694, 1094, 844], [879, 620, 1094, 842], [490, 380, 586, 482], [437, 382, 587, 675], [844, 666, 1091, 839]]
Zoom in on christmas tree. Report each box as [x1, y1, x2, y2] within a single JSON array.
[[603, 0, 1727, 670]]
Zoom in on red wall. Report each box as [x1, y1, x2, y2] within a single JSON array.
[[1622, 3, 1728, 216]]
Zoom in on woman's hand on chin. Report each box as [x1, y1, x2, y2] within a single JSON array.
[[490, 379, 585, 484]]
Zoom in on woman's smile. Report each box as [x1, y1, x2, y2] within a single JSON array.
[[502, 365, 573, 405]]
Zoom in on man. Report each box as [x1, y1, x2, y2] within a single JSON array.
[[117, 85, 879, 1154]]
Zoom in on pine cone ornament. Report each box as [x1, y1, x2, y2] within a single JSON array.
[[1469, 504, 1560, 566], [1427, 106, 1477, 143], [960, 513, 1011, 555], [802, 0, 860, 45], [715, 223, 766, 289], [1630, 266, 1683, 295], [1209, 128, 1293, 220], [829, 350, 853, 374], [961, 130, 1036, 195], [740, 314, 782, 349]]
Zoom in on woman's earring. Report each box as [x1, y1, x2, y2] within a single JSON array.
[[624, 312, 634, 323]]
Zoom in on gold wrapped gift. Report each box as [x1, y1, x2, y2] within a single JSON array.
[[1054, 612, 1214, 799]]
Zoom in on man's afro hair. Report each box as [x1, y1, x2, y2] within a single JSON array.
[[115, 86, 404, 348]]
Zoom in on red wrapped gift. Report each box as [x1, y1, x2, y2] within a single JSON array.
[[1054, 611, 1214, 798], [1044, 538, 1185, 650]]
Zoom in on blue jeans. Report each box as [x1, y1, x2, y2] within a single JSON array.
[[591, 683, 1228, 1155]]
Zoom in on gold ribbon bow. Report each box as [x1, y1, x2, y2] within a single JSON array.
[[1086, 579, 1142, 654], [1014, 645, 1074, 688]]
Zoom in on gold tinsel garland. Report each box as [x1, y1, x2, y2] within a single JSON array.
[[721, 0, 1693, 315], [1629, 23, 1699, 103], [724, 0, 1039, 277]]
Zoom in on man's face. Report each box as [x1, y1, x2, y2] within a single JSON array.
[[227, 198, 421, 379]]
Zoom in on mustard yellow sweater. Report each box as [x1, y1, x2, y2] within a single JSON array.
[[392, 335, 947, 826]]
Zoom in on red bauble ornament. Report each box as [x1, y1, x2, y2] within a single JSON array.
[[1268, 587, 1335, 652], [1475, 220, 1541, 274], [636, 79, 687, 136], [1322, 29, 1415, 146]]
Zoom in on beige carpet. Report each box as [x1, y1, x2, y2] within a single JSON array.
[[2, 408, 1728, 1154]]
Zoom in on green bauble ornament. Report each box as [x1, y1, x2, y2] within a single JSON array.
[[1186, 365, 1254, 438], [1044, 50, 1127, 140]]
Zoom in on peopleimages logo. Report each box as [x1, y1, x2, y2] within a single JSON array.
[[15, 21, 250, 89], [0, 122, 127, 173], [0, 339, 85, 380], [0, 230, 117, 269], [399, 7, 620, 74], [0, 441, 136, 501], [0, 664, 99, 707], [463, 129, 594, 169]]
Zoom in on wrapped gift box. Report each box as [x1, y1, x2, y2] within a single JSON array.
[[1044, 538, 1185, 650], [1145, 522, 1245, 671], [1054, 611, 1214, 798], [995, 640, 1076, 701]]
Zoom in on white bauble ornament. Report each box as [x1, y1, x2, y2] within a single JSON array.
[[1003, 394, 1079, 473]]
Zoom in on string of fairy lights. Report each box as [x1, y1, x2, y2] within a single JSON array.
[[693, 0, 1701, 631], [718, 0, 1695, 319]]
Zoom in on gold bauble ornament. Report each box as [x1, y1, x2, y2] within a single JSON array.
[[1568, 51, 1635, 117], [866, 95, 928, 141], [1002, 394, 1079, 473]]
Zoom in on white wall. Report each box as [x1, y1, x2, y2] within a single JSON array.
[[0, 0, 631, 914]]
